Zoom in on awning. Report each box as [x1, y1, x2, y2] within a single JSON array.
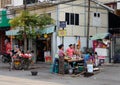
[[5, 26, 55, 36], [90, 33, 110, 40], [38, 26, 55, 34], [6, 29, 19, 36]]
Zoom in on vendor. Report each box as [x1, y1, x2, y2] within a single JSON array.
[[58, 44, 65, 74], [66, 44, 75, 58], [75, 44, 82, 58]]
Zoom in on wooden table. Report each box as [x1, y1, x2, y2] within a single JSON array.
[[64, 58, 84, 68], [65, 58, 84, 63]]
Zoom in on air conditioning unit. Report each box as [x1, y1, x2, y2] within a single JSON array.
[[12, 0, 23, 6]]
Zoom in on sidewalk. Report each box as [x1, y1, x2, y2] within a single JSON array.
[[0, 62, 120, 85]]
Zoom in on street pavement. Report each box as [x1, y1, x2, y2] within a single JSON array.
[[0, 62, 120, 85]]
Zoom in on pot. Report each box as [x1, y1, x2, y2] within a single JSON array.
[[31, 71, 38, 76]]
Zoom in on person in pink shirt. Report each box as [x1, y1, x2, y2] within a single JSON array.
[[66, 44, 75, 57], [58, 44, 65, 74]]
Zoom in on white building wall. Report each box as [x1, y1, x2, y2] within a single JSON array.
[[28, 0, 109, 54], [58, 1, 108, 37], [12, 0, 23, 6]]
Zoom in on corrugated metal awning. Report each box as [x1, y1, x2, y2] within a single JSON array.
[[5, 29, 19, 36], [5, 26, 55, 36]]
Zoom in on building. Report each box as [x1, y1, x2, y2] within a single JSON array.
[[5, 0, 110, 62], [105, 0, 120, 63], [0, 0, 12, 8]]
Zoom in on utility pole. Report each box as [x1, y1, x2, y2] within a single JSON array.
[[24, 0, 27, 10], [86, 0, 90, 50]]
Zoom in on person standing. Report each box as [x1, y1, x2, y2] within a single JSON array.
[[75, 44, 82, 58], [94, 52, 99, 67], [58, 44, 65, 74], [66, 44, 75, 58]]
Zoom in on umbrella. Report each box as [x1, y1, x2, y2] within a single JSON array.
[[90, 33, 110, 40]]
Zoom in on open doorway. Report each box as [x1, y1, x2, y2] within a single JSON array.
[[36, 34, 52, 62]]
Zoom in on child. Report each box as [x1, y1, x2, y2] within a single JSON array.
[[89, 53, 95, 64], [94, 52, 99, 67]]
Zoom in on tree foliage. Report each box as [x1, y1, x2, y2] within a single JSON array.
[[9, 10, 54, 39]]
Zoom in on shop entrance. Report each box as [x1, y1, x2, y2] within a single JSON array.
[[113, 36, 120, 63], [36, 34, 52, 62]]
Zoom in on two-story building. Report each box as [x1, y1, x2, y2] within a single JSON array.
[[4, 0, 110, 62]]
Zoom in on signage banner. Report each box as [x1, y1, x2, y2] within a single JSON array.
[[58, 29, 67, 36]]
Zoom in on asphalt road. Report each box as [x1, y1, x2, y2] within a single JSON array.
[[0, 62, 120, 85]]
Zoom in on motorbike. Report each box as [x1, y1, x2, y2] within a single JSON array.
[[12, 55, 32, 70], [1, 53, 11, 64]]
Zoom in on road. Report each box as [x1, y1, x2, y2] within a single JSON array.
[[0, 62, 120, 85]]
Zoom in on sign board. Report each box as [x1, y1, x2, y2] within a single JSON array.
[[58, 29, 67, 36], [7, 10, 15, 19], [0, 10, 10, 27], [59, 21, 66, 28]]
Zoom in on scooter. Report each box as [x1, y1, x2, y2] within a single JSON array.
[[1, 53, 11, 64], [12, 55, 31, 70]]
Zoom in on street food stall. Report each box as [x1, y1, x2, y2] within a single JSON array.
[[64, 56, 84, 74]]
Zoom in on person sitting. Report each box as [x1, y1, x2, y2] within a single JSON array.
[[75, 44, 82, 58], [24, 50, 32, 59], [89, 53, 95, 64], [84, 51, 90, 67]]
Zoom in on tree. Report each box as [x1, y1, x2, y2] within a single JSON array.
[[9, 10, 54, 52]]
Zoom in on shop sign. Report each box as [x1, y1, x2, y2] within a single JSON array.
[[59, 21, 66, 28], [58, 29, 67, 36], [0, 10, 10, 27]]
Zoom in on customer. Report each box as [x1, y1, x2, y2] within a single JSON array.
[[94, 52, 99, 67], [52, 53, 59, 73], [31, 50, 35, 64], [84, 51, 90, 67], [58, 44, 65, 74], [66, 44, 75, 58], [89, 53, 95, 64]]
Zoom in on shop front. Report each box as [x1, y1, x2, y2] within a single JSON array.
[[36, 26, 55, 63], [0, 9, 10, 54], [108, 12, 120, 63], [5, 26, 56, 63]]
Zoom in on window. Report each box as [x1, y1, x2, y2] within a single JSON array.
[[94, 12, 100, 18], [71, 13, 74, 25], [65, 13, 79, 25], [24, 0, 38, 4], [65, 13, 69, 25], [75, 14, 79, 25], [93, 12, 101, 26]]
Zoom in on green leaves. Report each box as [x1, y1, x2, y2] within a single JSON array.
[[9, 10, 54, 40]]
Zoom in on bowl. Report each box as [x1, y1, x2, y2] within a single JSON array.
[[31, 71, 38, 76]]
